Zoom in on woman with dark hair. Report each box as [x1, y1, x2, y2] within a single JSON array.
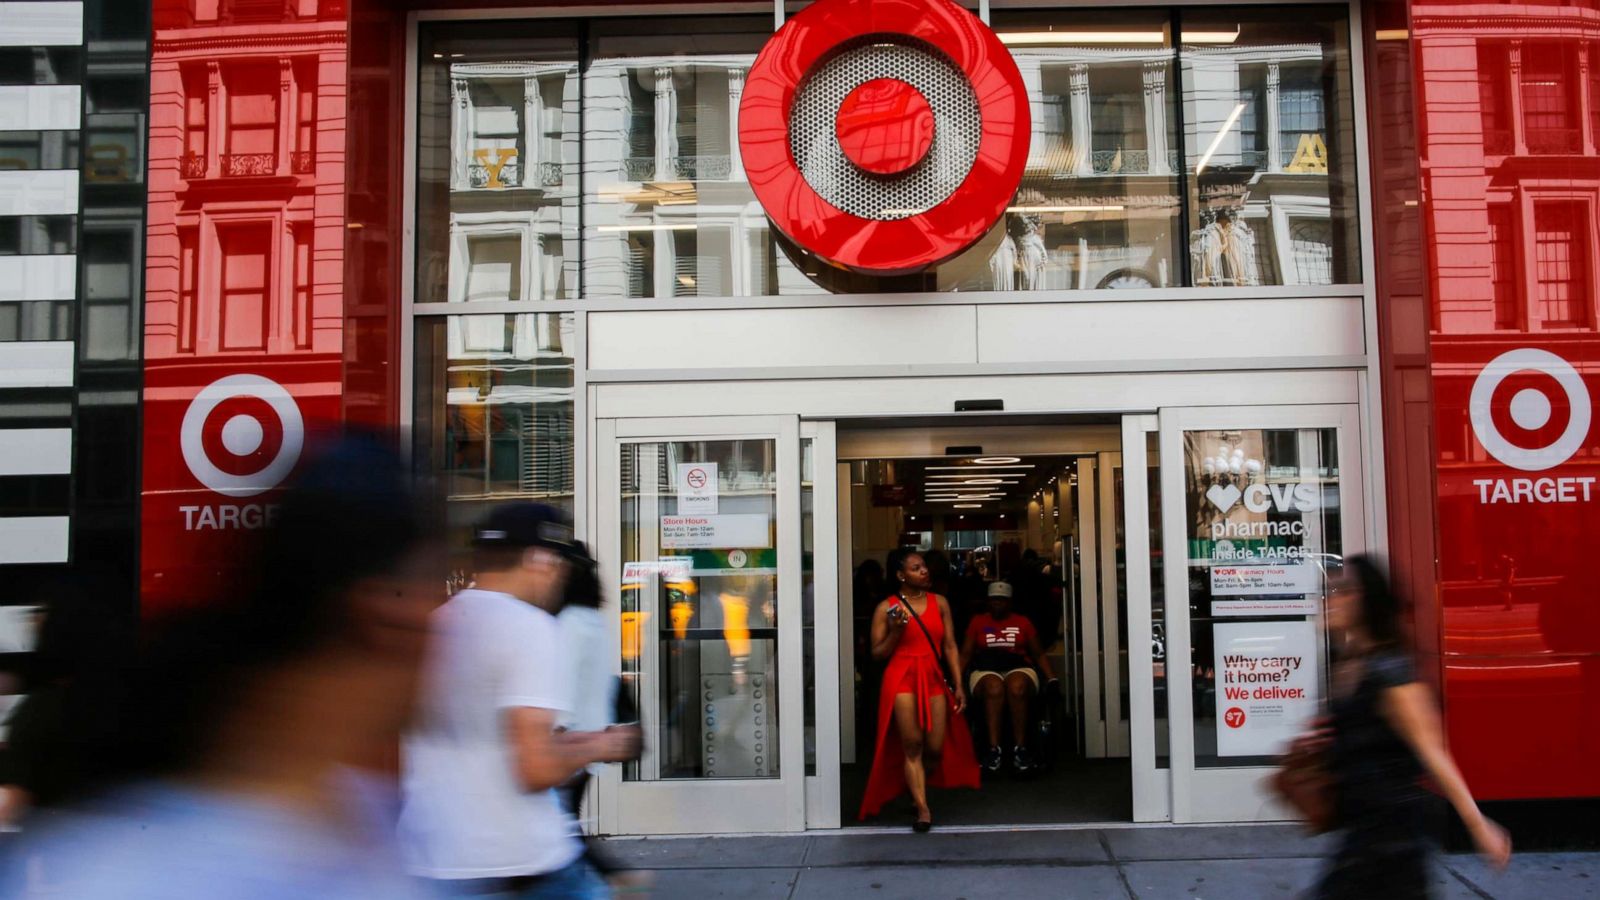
[[1316, 555, 1510, 899], [858, 549, 979, 830], [2, 436, 437, 898]]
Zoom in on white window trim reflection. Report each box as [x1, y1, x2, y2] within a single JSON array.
[[1270, 195, 1337, 287], [451, 214, 569, 304], [445, 311, 575, 361]]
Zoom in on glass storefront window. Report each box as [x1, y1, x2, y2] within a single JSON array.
[[619, 438, 781, 780], [1181, 8, 1360, 286], [420, 9, 1362, 298], [415, 23, 580, 305], [1181, 427, 1340, 768], [985, 11, 1182, 292], [583, 17, 788, 300], [412, 313, 576, 563]]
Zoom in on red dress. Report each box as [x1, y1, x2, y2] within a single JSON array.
[[858, 594, 981, 820]]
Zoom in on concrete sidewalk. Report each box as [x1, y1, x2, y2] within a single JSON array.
[[601, 824, 1600, 899]]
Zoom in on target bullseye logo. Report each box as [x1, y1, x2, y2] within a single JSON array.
[[739, 0, 1030, 275], [180, 374, 306, 498], [1469, 348, 1592, 472]]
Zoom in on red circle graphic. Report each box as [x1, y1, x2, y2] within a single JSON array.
[[739, 0, 1031, 274], [1488, 369, 1572, 451], [198, 395, 286, 479], [1224, 707, 1246, 729], [836, 79, 936, 176]]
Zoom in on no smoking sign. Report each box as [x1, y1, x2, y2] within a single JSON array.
[[677, 463, 720, 515]]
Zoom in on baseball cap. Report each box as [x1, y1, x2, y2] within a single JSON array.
[[987, 581, 1014, 599], [472, 503, 577, 555]]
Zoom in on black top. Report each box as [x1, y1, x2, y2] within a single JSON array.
[[1328, 650, 1426, 818]]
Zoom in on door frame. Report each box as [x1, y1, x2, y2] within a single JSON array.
[[1076, 450, 1132, 760], [1123, 413, 1171, 822], [804, 420, 843, 829], [595, 414, 808, 834], [1158, 403, 1365, 824]]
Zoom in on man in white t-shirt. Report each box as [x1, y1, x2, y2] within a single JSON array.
[[401, 504, 638, 899]]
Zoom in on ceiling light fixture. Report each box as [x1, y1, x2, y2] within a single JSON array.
[[954, 503, 983, 509], [1184, 27, 1241, 44], [926, 465, 1035, 471], [998, 30, 1165, 45], [972, 456, 1022, 464]]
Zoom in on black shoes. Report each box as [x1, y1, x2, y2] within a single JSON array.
[[983, 744, 1037, 775], [1012, 745, 1036, 775], [982, 745, 1005, 773]]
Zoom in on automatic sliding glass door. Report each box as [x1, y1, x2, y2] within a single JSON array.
[[1159, 405, 1365, 823], [596, 415, 807, 834]]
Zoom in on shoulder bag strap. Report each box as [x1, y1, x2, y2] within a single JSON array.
[[897, 594, 955, 695]]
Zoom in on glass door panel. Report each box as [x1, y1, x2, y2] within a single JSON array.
[[619, 437, 780, 781], [598, 415, 805, 834], [1160, 405, 1364, 823]]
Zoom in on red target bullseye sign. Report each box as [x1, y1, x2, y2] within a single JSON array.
[[739, 0, 1030, 275], [180, 374, 306, 498]]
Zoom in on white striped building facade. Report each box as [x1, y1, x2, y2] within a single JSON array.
[[0, 0, 147, 722]]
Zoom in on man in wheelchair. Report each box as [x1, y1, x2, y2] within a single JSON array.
[[960, 581, 1057, 775]]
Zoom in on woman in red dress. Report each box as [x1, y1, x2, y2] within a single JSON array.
[[858, 549, 981, 830]]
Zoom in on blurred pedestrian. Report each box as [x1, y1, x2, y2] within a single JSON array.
[[400, 504, 639, 899], [858, 549, 978, 831], [0, 435, 437, 898], [554, 541, 643, 891], [1315, 555, 1511, 899]]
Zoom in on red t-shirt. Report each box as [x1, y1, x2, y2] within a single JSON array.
[[966, 613, 1036, 671]]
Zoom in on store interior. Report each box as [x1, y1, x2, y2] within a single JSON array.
[[837, 438, 1144, 827]]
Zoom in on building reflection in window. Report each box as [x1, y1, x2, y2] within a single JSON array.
[[1181, 7, 1360, 286], [583, 17, 785, 300], [416, 23, 580, 306], [424, 9, 1360, 298], [412, 313, 576, 555], [978, 11, 1182, 292]]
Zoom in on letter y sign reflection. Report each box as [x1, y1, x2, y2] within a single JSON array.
[[474, 148, 517, 188]]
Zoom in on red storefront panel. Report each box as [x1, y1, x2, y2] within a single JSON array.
[[1374, 0, 1600, 799], [140, 0, 352, 614]]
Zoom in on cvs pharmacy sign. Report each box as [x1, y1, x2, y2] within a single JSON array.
[[1206, 481, 1322, 515], [1207, 479, 1322, 540]]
